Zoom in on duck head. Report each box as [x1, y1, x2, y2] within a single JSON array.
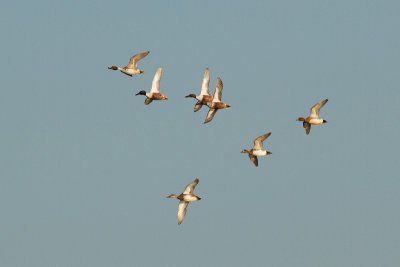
[[297, 117, 306, 122], [108, 66, 118, 70], [323, 120, 328, 123], [167, 194, 178, 199], [241, 149, 251, 154], [135, 90, 146, 96], [185, 94, 197, 98]]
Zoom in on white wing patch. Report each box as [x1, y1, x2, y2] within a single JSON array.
[[177, 201, 189, 225], [253, 132, 271, 150], [183, 178, 199, 194], [212, 78, 223, 103], [309, 99, 328, 118], [126, 51, 150, 69], [150, 66, 163, 93], [200, 68, 210, 95]]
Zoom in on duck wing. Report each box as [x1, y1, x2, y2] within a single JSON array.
[[144, 98, 153, 105], [204, 108, 217, 124], [211, 78, 223, 103], [303, 122, 311, 135], [126, 51, 150, 69], [193, 101, 203, 112], [177, 201, 189, 225], [253, 132, 271, 150], [249, 154, 258, 167], [183, 178, 199, 194], [200, 68, 210, 95], [150, 66, 163, 93], [309, 99, 328, 118]]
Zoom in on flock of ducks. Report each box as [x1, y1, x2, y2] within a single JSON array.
[[108, 51, 329, 225]]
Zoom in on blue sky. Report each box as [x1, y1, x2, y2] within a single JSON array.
[[1, 0, 400, 266]]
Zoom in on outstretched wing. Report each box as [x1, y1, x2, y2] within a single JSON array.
[[150, 67, 163, 93], [183, 178, 199, 194], [200, 68, 210, 95], [204, 108, 217, 124], [249, 154, 258, 167], [212, 78, 223, 103], [303, 122, 311, 135], [309, 99, 328, 118], [253, 132, 271, 150], [126, 51, 150, 69], [193, 101, 203, 112], [177, 201, 189, 225]]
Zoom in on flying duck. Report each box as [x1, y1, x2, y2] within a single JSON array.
[[297, 99, 328, 134], [204, 78, 231, 124], [108, 51, 149, 77], [135, 66, 168, 105], [167, 178, 201, 225], [185, 68, 213, 112], [241, 132, 272, 167]]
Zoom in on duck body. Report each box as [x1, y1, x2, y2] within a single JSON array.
[[307, 118, 325, 124], [145, 92, 168, 100], [118, 67, 144, 76], [197, 94, 213, 102], [206, 102, 231, 110], [172, 193, 201, 202], [251, 149, 269, 157]]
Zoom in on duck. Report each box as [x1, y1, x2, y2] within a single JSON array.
[[204, 78, 231, 124], [297, 99, 328, 134], [135, 66, 168, 105], [108, 51, 150, 77], [185, 68, 213, 112], [241, 132, 272, 167], [167, 178, 201, 225]]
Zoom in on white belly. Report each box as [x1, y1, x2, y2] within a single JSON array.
[[123, 69, 140, 75], [182, 194, 198, 202], [308, 118, 323, 124], [252, 150, 267, 156]]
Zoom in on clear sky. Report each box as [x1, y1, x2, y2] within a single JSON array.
[[1, 0, 400, 266]]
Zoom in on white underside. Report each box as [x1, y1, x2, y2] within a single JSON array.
[[182, 194, 199, 202], [252, 150, 267, 156], [121, 68, 140, 75], [308, 118, 324, 124]]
